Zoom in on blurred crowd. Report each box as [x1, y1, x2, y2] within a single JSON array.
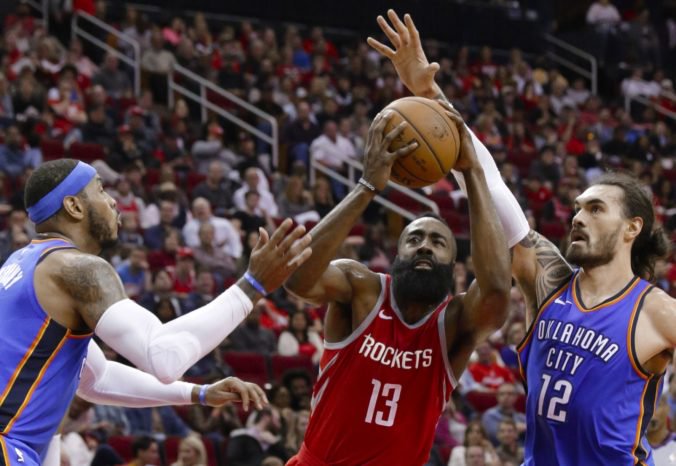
[[0, 0, 675, 465]]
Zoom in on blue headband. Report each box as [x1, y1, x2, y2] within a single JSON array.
[[27, 161, 97, 224]]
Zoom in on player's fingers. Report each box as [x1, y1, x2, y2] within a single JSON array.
[[426, 62, 440, 76], [403, 13, 420, 46], [253, 227, 268, 251], [389, 140, 419, 162], [287, 247, 312, 269], [246, 383, 265, 411], [268, 218, 293, 247], [366, 37, 395, 58], [218, 392, 241, 405], [382, 120, 408, 146], [234, 380, 251, 411], [387, 9, 410, 45], [279, 224, 307, 253], [287, 233, 313, 260], [376, 15, 401, 49], [256, 385, 269, 405]]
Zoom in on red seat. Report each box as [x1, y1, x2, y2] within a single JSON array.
[[441, 211, 470, 238], [186, 172, 207, 196], [222, 351, 269, 386], [40, 138, 65, 161], [69, 142, 106, 163], [539, 220, 567, 243], [465, 390, 498, 413], [386, 190, 428, 214], [107, 435, 134, 461], [271, 354, 315, 383], [428, 192, 454, 211]]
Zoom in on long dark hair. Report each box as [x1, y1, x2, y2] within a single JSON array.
[[592, 172, 669, 281]]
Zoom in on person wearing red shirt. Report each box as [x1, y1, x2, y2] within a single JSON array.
[[468, 342, 516, 391]]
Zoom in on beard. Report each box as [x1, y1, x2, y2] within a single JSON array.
[[565, 227, 620, 269], [391, 255, 454, 308], [87, 206, 118, 251]]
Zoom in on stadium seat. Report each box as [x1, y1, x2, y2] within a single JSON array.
[[465, 390, 498, 413], [221, 351, 269, 386], [271, 354, 315, 382], [40, 138, 65, 161], [69, 142, 106, 163], [107, 435, 134, 461]]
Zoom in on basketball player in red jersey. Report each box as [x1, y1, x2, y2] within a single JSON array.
[[284, 106, 512, 463]]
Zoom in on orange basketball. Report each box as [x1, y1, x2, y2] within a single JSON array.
[[383, 97, 460, 188]]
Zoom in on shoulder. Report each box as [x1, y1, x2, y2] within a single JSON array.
[[642, 286, 676, 322], [332, 259, 380, 287]]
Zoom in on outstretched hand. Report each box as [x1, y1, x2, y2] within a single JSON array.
[[436, 101, 480, 173], [362, 111, 419, 191], [246, 219, 312, 294], [367, 10, 439, 97], [205, 376, 268, 411]]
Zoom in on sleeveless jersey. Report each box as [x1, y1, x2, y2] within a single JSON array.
[[288, 274, 456, 466], [517, 271, 663, 466], [0, 239, 92, 465]]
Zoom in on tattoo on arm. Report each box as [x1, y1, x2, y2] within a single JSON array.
[[56, 255, 127, 327], [519, 230, 573, 307]]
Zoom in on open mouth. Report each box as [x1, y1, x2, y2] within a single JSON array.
[[570, 230, 588, 243], [414, 258, 433, 270]]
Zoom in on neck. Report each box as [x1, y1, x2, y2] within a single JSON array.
[[577, 252, 635, 305], [393, 288, 439, 324], [36, 230, 101, 255]]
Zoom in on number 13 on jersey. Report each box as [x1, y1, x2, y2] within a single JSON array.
[[365, 379, 402, 427]]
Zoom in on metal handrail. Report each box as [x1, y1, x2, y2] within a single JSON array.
[[544, 34, 598, 95], [624, 95, 676, 121], [168, 63, 279, 168], [309, 158, 440, 222], [71, 11, 141, 96]]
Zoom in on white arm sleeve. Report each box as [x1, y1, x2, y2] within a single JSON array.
[[451, 127, 530, 247], [77, 341, 194, 406], [94, 284, 252, 383]]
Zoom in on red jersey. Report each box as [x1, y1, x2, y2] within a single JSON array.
[[288, 275, 457, 466]]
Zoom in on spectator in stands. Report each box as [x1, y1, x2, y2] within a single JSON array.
[[144, 198, 183, 249], [154, 297, 179, 323], [282, 369, 313, 411], [647, 396, 676, 464], [233, 191, 272, 235], [92, 401, 131, 436], [499, 321, 526, 370], [0, 124, 37, 177], [311, 176, 335, 218], [183, 268, 216, 311], [283, 409, 310, 457], [233, 168, 278, 217], [227, 303, 277, 354], [138, 267, 183, 315], [183, 197, 242, 259], [495, 419, 524, 465], [171, 436, 207, 466], [127, 436, 160, 466], [116, 245, 151, 299], [126, 405, 192, 439], [192, 124, 237, 174], [621, 68, 658, 99], [12, 73, 44, 121], [482, 383, 526, 446], [448, 420, 500, 466], [192, 160, 237, 216], [277, 175, 316, 221], [309, 119, 357, 172], [127, 105, 156, 155], [108, 124, 146, 172], [433, 396, 467, 460], [586, 0, 621, 28], [0, 208, 33, 262], [465, 445, 488, 466], [227, 408, 288, 466], [81, 104, 116, 147], [0, 72, 14, 122], [192, 222, 238, 283], [285, 101, 320, 168], [467, 342, 516, 392], [114, 176, 146, 221], [92, 53, 132, 99], [173, 247, 196, 297], [277, 310, 323, 364]]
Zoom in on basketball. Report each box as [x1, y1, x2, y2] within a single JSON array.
[[383, 97, 460, 188]]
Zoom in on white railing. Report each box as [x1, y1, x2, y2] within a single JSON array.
[[624, 94, 676, 122], [545, 34, 598, 95], [71, 11, 141, 96], [309, 157, 439, 222], [168, 63, 279, 168]]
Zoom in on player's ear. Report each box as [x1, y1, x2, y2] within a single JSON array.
[[625, 216, 643, 242], [62, 195, 86, 221]]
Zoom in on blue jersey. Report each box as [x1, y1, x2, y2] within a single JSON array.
[[0, 239, 92, 465], [518, 272, 663, 466]]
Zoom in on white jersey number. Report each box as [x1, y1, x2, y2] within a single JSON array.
[[537, 373, 573, 422], [365, 379, 401, 427]]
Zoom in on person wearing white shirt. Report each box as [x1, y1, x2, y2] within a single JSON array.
[[182, 197, 243, 259], [586, 0, 621, 27], [310, 120, 358, 170], [233, 167, 279, 217]]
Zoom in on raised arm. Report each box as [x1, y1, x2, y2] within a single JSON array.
[[369, 10, 574, 325], [37, 220, 311, 383], [443, 106, 511, 341], [284, 112, 418, 305]]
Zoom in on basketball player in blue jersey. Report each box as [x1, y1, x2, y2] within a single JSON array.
[[0, 158, 314, 465], [370, 10, 676, 465]]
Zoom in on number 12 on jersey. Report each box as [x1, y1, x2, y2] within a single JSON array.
[[365, 379, 401, 427], [537, 373, 573, 422]]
